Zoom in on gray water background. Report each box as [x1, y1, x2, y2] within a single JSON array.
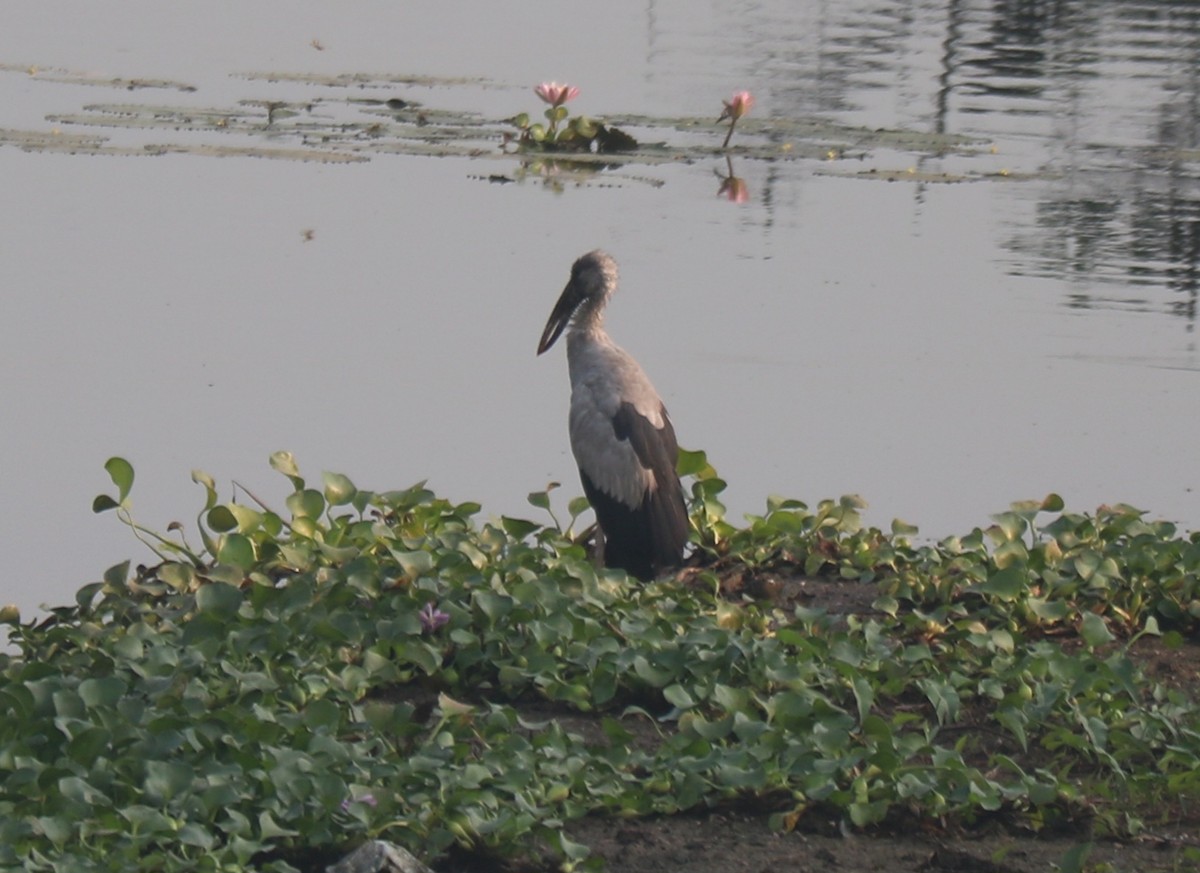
[[2, 1, 1198, 619]]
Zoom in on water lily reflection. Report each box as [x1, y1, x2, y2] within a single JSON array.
[[716, 156, 750, 203]]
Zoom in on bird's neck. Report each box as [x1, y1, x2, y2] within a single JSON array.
[[570, 301, 605, 332]]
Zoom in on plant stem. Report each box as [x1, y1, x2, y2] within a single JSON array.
[[722, 118, 738, 149]]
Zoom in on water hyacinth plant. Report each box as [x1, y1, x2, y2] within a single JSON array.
[[1, 453, 1199, 871], [719, 89, 755, 148]]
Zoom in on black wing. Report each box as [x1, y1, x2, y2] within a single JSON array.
[[582, 401, 688, 581]]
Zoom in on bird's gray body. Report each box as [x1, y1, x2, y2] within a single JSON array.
[[538, 250, 689, 581]]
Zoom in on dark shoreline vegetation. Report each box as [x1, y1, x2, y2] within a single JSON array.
[[2, 452, 1199, 872]]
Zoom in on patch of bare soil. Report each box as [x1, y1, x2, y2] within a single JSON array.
[[566, 812, 1194, 873]]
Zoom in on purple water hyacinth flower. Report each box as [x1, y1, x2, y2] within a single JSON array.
[[340, 793, 378, 812], [419, 601, 450, 633]]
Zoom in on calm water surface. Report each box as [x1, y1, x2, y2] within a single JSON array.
[[2, 1, 1198, 618]]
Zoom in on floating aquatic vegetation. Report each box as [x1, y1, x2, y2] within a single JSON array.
[[0, 453, 1196, 871], [506, 81, 640, 154], [1, 62, 989, 175], [0, 61, 196, 92]]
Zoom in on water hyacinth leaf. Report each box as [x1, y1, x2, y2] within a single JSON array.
[[258, 811, 299, 839], [144, 760, 194, 801], [34, 815, 73, 848], [287, 488, 326, 520], [191, 469, 219, 510], [269, 450, 303, 484], [527, 488, 554, 510], [662, 683, 696, 709], [989, 511, 1026, 543], [1027, 596, 1069, 623], [206, 504, 262, 534], [303, 698, 342, 730], [103, 560, 130, 589], [323, 471, 356, 505], [851, 676, 874, 725], [1041, 493, 1065, 513], [675, 447, 714, 478], [78, 677, 126, 709], [1080, 612, 1115, 647], [104, 456, 135, 502], [1058, 842, 1094, 873], [501, 516, 540, 539], [92, 493, 120, 513], [195, 580, 242, 617], [217, 533, 256, 569], [979, 565, 1026, 601], [58, 775, 106, 805], [393, 548, 434, 579]]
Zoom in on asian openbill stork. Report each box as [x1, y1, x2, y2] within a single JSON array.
[[536, 250, 689, 581]]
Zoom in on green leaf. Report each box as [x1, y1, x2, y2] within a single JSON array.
[[1040, 493, 1065, 513], [676, 447, 713, 478], [1057, 843, 1093, 873], [979, 565, 1026, 601], [92, 494, 120, 513], [104, 456, 135, 502], [851, 676, 874, 725], [303, 698, 342, 730], [501, 516, 540, 539], [217, 533, 256, 570], [323, 471, 357, 505], [78, 677, 127, 708], [34, 815, 73, 847], [570, 114, 598, 138], [270, 450, 302, 482], [1079, 612, 1114, 647], [144, 760, 194, 801], [208, 504, 262, 534], [393, 549, 434, 579], [663, 683, 696, 709], [195, 581, 242, 617], [257, 811, 299, 839], [527, 489, 553, 510], [191, 469, 219, 510], [287, 488, 326, 520]]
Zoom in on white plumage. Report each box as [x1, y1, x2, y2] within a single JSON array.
[[537, 250, 689, 581]]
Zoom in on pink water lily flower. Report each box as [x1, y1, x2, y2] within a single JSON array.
[[718, 90, 754, 122], [719, 90, 755, 148], [535, 81, 580, 107]]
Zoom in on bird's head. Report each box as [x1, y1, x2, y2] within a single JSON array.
[[537, 250, 619, 355]]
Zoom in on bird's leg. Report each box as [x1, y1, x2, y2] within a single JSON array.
[[593, 525, 605, 571]]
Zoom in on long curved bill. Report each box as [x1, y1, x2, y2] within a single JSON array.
[[536, 282, 581, 355]]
